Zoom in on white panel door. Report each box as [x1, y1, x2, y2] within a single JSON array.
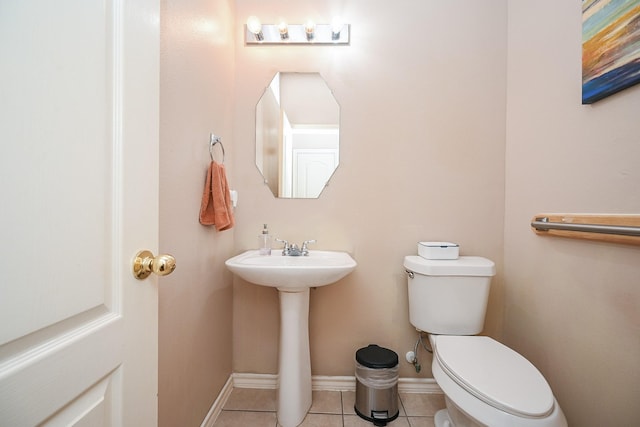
[[0, 0, 160, 425], [292, 150, 339, 198]]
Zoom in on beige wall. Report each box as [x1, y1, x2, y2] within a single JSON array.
[[159, 0, 236, 426], [231, 0, 507, 379], [504, 2, 640, 426]]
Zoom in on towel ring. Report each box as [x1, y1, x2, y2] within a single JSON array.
[[209, 134, 225, 163]]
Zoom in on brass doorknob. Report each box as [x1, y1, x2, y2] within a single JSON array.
[[133, 250, 177, 280]]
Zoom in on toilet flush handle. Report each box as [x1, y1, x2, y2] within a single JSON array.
[[405, 269, 414, 279]]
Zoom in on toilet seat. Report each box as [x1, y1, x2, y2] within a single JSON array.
[[433, 335, 554, 418]]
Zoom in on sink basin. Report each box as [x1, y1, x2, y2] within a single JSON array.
[[225, 249, 356, 290], [225, 249, 356, 427]]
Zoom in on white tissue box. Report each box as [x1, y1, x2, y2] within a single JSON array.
[[418, 242, 459, 260]]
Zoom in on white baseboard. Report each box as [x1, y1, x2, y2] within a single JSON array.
[[398, 377, 442, 393], [311, 375, 356, 391], [231, 372, 278, 389], [202, 373, 442, 426], [231, 372, 441, 393], [200, 375, 233, 427]]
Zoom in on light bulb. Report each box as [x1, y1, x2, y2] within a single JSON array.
[[304, 20, 316, 41], [246, 16, 263, 40], [331, 16, 344, 40], [278, 21, 289, 40]]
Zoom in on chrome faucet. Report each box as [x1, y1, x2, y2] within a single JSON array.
[[276, 239, 316, 256]]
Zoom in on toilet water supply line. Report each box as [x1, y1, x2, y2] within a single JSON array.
[[410, 331, 432, 373]]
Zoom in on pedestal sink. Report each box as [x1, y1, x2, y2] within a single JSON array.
[[225, 250, 357, 427]]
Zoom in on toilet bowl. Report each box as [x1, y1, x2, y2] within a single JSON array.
[[430, 334, 566, 427], [404, 254, 567, 427]]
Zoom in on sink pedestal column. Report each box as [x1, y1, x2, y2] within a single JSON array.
[[277, 288, 312, 427]]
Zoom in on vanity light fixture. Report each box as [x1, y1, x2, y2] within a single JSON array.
[[244, 17, 350, 45], [246, 16, 264, 41]]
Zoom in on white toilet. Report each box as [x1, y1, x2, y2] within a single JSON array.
[[404, 255, 567, 427]]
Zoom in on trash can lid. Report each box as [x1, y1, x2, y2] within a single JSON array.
[[356, 344, 398, 369]]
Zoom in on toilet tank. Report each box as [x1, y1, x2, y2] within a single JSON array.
[[403, 256, 496, 335]]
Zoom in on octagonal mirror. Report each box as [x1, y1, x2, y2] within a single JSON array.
[[255, 72, 340, 198]]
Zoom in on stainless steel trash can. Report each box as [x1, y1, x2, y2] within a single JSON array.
[[354, 344, 399, 426]]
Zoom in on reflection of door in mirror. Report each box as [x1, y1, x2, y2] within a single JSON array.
[[255, 72, 340, 199], [290, 128, 339, 198]]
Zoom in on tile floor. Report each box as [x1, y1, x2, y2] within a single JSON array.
[[213, 388, 446, 427]]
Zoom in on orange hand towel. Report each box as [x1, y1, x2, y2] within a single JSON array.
[[199, 161, 235, 231]]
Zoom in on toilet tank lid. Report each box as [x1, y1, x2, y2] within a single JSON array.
[[404, 255, 496, 277], [434, 336, 555, 418]]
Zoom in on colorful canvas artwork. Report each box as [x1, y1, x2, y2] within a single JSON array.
[[582, 0, 640, 104]]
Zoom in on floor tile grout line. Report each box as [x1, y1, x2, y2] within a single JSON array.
[[398, 392, 408, 418]]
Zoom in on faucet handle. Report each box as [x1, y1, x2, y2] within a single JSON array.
[[275, 238, 290, 255], [302, 239, 316, 248], [301, 239, 316, 254], [275, 238, 289, 248]]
